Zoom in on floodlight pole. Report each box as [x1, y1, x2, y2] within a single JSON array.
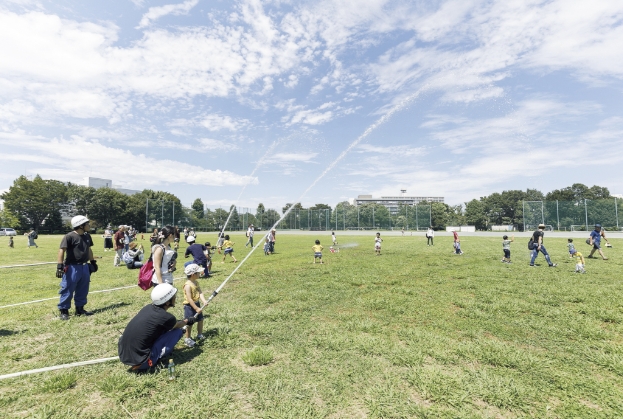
[[584, 199, 589, 231], [615, 197, 619, 230], [145, 198, 148, 233], [556, 200, 559, 231]]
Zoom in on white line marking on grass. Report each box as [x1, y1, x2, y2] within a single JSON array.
[[0, 356, 119, 381], [0, 276, 186, 309], [0, 262, 56, 269]]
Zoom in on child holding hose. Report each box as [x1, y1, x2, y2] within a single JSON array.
[[182, 264, 208, 347]]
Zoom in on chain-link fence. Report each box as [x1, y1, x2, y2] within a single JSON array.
[[523, 198, 622, 231]]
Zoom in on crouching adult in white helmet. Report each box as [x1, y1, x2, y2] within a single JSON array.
[[56, 215, 98, 320], [118, 283, 196, 371]]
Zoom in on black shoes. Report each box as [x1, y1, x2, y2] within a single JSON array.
[[59, 309, 70, 320], [75, 306, 94, 316]]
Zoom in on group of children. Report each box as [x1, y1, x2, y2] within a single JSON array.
[[500, 235, 587, 273]]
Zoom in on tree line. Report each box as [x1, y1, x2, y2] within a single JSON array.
[[0, 175, 615, 232]]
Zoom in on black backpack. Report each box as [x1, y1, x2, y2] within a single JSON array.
[[33, 232, 38, 239]]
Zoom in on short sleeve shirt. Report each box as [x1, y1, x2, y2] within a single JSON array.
[[590, 230, 601, 246], [502, 240, 511, 250], [60, 232, 93, 264], [185, 243, 207, 264], [118, 304, 177, 366], [312, 244, 323, 253], [532, 230, 544, 243]]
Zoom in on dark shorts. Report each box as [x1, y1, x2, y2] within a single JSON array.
[[314, 252, 322, 258], [184, 303, 203, 321], [224, 248, 233, 255], [593, 243, 601, 250], [503, 249, 510, 258]]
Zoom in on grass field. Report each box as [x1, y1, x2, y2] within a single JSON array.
[[1, 232, 622, 418]]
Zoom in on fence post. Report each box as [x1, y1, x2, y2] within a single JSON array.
[[556, 200, 559, 231], [372, 206, 375, 229], [416, 205, 419, 231], [406, 205, 408, 230], [584, 199, 589, 231], [522, 201, 525, 232], [145, 198, 149, 233]]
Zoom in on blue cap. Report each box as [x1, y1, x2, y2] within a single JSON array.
[[595, 224, 601, 228]]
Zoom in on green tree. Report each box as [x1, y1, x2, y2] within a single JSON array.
[[256, 203, 266, 229], [1, 175, 67, 231], [88, 188, 126, 228], [465, 199, 488, 230], [192, 198, 205, 219], [66, 183, 97, 217], [213, 208, 229, 231], [430, 202, 448, 230], [0, 208, 20, 228]]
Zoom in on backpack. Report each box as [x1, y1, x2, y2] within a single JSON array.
[[33, 232, 38, 239], [528, 238, 535, 250], [138, 245, 164, 290], [122, 251, 134, 264]]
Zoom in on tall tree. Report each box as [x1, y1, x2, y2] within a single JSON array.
[[88, 188, 126, 227], [192, 198, 205, 219], [66, 183, 97, 217], [1, 175, 67, 230]]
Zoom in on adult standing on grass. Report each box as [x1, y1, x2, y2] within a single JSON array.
[[103, 225, 113, 252], [118, 283, 196, 371], [245, 224, 255, 248], [588, 224, 609, 260], [151, 225, 177, 285], [26, 228, 38, 248], [113, 225, 125, 267], [426, 226, 434, 246], [529, 224, 557, 267], [56, 215, 98, 320]]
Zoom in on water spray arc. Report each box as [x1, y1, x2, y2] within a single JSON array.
[[216, 139, 283, 237], [196, 93, 421, 315]]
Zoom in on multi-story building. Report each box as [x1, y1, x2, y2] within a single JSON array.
[[352, 194, 444, 215]]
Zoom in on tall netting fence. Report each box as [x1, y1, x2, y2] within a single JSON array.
[[145, 199, 184, 232], [523, 199, 622, 231]]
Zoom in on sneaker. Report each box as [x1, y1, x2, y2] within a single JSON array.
[[529, 264, 535, 267], [196, 334, 205, 341], [184, 337, 196, 348], [549, 264, 557, 267]]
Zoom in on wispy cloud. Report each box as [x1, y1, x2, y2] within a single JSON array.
[[0, 132, 255, 188], [137, 0, 199, 29]]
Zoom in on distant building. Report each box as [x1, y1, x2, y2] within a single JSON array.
[[352, 194, 444, 215], [82, 177, 140, 196]]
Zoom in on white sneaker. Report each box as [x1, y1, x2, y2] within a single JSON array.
[[184, 337, 195, 348], [196, 333, 205, 340]]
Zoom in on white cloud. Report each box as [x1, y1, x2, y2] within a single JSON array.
[[272, 152, 318, 163], [137, 0, 199, 29], [199, 114, 247, 131], [0, 132, 256, 188]]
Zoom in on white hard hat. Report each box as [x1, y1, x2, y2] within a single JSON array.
[[71, 215, 90, 229], [186, 236, 196, 243], [151, 283, 178, 306]]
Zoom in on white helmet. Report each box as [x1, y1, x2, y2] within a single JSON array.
[[151, 283, 178, 305], [71, 215, 90, 229]]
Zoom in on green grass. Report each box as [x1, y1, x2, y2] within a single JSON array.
[[1, 233, 623, 418]]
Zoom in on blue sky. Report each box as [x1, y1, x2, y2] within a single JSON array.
[[1, 0, 622, 211]]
